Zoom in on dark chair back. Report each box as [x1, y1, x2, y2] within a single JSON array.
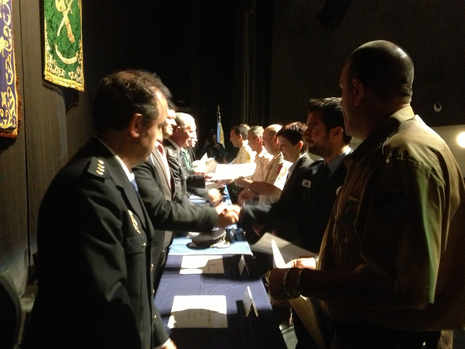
[[0, 274, 21, 349]]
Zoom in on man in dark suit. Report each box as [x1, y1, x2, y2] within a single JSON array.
[[241, 99, 352, 348], [23, 70, 176, 349], [134, 108, 240, 271], [240, 101, 351, 254], [164, 112, 222, 204], [287, 97, 351, 349], [240, 121, 313, 246]]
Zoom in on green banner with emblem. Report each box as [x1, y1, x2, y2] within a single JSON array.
[[44, 0, 84, 91]]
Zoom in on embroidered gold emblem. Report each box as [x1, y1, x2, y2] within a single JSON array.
[[128, 210, 141, 234]]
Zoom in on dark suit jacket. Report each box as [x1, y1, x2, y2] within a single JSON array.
[[146, 149, 175, 262], [241, 153, 347, 253], [133, 154, 219, 236], [241, 153, 314, 245], [164, 139, 208, 199], [23, 137, 168, 349], [151, 145, 174, 199]]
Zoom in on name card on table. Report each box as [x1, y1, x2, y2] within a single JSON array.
[[180, 255, 224, 274], [242, 286, 258, 317], [238, 255, 250, 276]]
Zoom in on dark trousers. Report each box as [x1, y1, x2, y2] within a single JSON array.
[[331, 322, 441, 349]]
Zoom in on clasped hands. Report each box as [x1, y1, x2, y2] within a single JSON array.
[[214, 203, 242, 227]]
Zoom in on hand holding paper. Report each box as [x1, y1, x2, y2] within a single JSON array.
[[286, 257, 318, 270]]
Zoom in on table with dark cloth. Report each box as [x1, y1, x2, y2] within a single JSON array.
[[154, 236, 286, 349]]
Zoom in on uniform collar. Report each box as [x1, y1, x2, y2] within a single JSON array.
[[94, 136, 134, 182], [326, 148, 351, 176], [345, 106, 415, 168]]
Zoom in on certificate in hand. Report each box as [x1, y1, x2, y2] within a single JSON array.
[[208, 163, 256, 181], [271, 237, 326, 349], [251, 233, 316, 264]]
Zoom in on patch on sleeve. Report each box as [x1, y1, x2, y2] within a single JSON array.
[[374, 186, 404, 220], [343, 196, 359, 225]]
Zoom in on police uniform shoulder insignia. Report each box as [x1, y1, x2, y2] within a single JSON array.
[[87, 157, 108, 178], [128, 209, 141, 234]]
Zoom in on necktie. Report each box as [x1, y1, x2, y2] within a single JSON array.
[[182, 148, 194, 173], [320, 163, 330, 184], [157, 144, 171, 186], [130, 178, 139, 192], [157, 143, 165, 156]]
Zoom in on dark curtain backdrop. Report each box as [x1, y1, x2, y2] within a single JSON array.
[[269, 0, 465, 127]]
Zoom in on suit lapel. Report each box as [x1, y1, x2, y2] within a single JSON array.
[[281, 155, 307, 197], [151, 151, 172, 199], [111, 164, 148, 230]]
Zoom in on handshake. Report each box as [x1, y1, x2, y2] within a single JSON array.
[[214, 203, 242, 227]]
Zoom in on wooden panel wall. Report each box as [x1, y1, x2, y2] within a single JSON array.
[[0, 0, 93, 294]]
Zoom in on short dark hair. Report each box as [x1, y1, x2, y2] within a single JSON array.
[[276, 121, 308, 154], [307, 97, 352, 144], [346, 40, 414, 101], [231, 124, 249, 140], [92, 69, 171, 132]]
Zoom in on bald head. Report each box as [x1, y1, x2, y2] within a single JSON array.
[[346, 40, 414, 103], [263, 124, 282, 155]]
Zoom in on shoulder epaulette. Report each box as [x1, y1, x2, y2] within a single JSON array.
[[87, 157, 109, 178]]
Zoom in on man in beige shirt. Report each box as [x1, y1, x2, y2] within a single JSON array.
[[230, 124, 255, 164], [236, 124, 290, 205]]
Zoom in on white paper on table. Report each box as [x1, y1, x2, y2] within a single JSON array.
[[251, 233, 316, 264], [168, 295, 228, 329], [180, 255, 225, 274], [209, 163, 256, 181]]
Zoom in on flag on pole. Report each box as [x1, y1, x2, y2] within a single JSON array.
[[216, 105, 225, 145]]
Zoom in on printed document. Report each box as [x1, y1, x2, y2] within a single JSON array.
[[180, 255, 224, 274], [168, 295, 228, 328]]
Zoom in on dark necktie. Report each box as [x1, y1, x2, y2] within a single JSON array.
[[321, 163, 330, 183]]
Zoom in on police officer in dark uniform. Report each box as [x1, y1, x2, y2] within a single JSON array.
[[23, 70, 176, 349]]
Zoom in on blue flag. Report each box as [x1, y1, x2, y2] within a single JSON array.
[[217, 105, 225, 145]]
